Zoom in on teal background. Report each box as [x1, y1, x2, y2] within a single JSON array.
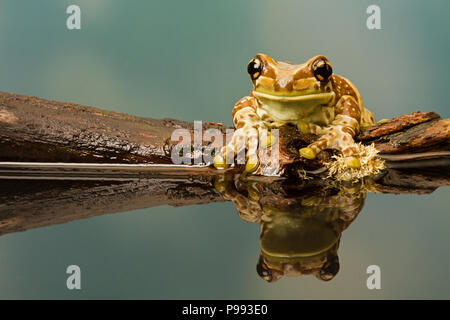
[[0, 0, 449, 299]]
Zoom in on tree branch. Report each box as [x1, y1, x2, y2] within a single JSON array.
[[1, 92, 448, 167], [0, 91, 227, 163]]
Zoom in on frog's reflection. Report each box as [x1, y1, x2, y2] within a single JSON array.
[[215, 175, 369, 282]]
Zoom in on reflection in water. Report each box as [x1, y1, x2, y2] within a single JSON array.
[[215, 175, 371, 282], [0, 162, 448, 284]]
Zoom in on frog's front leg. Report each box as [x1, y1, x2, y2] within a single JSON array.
[[214, 175, 264, 223], [214, 96, 270, 172], [300, 95, 362, 167]]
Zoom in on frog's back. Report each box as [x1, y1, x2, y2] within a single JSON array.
[[331, 75, 375, 127]]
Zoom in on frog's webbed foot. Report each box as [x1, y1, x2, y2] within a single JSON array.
[[300, 124, 362, 168], [300, 95, 363, 169], [214, 126, 261, 172], [299, 96, 385, 180], [213, 96, 273, 173]]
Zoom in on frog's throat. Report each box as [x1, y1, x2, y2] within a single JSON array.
[[253, 91, 334, 103]]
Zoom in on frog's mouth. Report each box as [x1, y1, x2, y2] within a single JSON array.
[[253, 90, 335, 123], [253, 90, 335, 103]]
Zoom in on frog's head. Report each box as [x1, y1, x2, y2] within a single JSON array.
[[248, 53, 334, 97], [247, 54, 336, 120], [256, 211, 341, 282], [256, 251, 340, 283]]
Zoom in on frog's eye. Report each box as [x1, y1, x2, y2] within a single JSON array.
[[247, 58, 263, 80], [319, 258, 340, 281], [256, 255, 273, 282], [312, 58, 333, 82]]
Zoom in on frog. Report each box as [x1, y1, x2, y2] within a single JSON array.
[[213, 172, 369, 282], [214, 53, 376, 172]]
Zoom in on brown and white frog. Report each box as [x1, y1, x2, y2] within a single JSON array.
[[214, 54, 376, 172]]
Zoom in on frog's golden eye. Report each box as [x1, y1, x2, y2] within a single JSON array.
[[312, 58, 333, 82], [247, 58, 263, 80]]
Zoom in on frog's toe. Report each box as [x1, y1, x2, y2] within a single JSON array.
[[301, 195, 321, 206], [297, 120, 310, 133], [377, 118, 391, 125], [245, 156, 259, 173], [213, 154, 229, 169], [261, 134, 276, 148], [299, 147, 316, 160], [214, 175, 229, 193], [344, 156, 361, 169], [247, 182, 261, 200]]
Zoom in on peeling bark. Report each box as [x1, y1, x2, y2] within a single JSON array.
[[357, 111, 441, 141]]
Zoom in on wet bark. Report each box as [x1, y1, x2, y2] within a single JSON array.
[[0, 91, 227, 164], [357, 112, 450, 154], [1, 92, 449, 166]]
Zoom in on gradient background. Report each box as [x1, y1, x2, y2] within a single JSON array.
[[0, 0, 449, 299]]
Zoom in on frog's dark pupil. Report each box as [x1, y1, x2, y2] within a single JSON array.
[[256, 259, 273, 281], [247, 59, 262, 80], [313, 59, 333, 82], [319, 260, 340, 281]]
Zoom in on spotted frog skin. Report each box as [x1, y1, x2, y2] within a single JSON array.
[[214, 54, 376, 172]]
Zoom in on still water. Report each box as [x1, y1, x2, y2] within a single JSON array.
[[0, 0, 449, 299], [0, 166, 449, 299]]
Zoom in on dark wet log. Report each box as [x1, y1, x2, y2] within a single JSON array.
[[0, 91, 227, 164], [1, 92, 449, 168]]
